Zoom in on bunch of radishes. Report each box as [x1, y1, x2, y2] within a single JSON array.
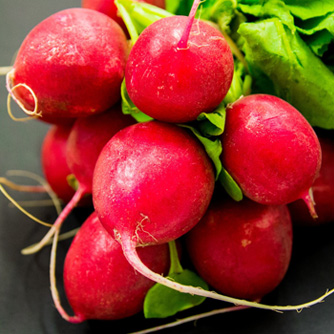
[[4, 0, 334, 330]]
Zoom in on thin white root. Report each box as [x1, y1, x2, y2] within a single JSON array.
[[21, 227, 79, 253], [130, 305, 248, 334], [6, 70, 42, 121], [122, 236, 334, 313], [0, 184, 52, 227], [21, 187, 86, 255], [6, 170, 62, 215], [0, 66, 12, 76]]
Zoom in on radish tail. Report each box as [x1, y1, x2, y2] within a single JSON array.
[[301, 187, 318, 219], [50, 226, 85, 323], [129, 305, 248, 334], [21, 186, 86, 255], [177, 0, 201, 49], [121, 235, 334, 312]]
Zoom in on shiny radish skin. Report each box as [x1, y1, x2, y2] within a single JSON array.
[[125, 15, 234, 123], [93, 121, 215, 246], [41, 124, 75, 203], [288, 135, 334, 226], [66, 106, 135, 194], [221, 94, 322, 208], [7, 8, 128, 122], [63, 212, 170, 322], [186, 197, 293, 301]]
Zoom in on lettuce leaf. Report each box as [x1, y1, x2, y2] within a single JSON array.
[[238, 18, 334, 129]]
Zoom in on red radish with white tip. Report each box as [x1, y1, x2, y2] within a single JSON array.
[[6, 8, 128, 123], [125, 0, 234, 123], [186, 197, 293, 301], [52, 212, 170, 323], [221, 94, 322, 216]]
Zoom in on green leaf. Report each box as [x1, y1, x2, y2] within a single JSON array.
[[224, 60, 252, 103], [144, 271, 208, 318], [115, 0, 173, 42], [144, 240, 208, 319], [198, 0, 237, 32], [66, 174, 79, 191], [304, 30, 333, 56], [238, 0, 296, 32], [179, 125, 223, 179], [197, 103, 226, 137], [238, 18, 334, 129], [284, 0, 334, 20], [120, 80, 153, 122], [219, 167, 243, 201]]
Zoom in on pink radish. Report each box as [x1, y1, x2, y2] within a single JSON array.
[[288, 134, 334, 226], [41, 124, 75, 203], [186, 196, 293, 301], [82, 0, 165, 33], [23, 107, 134, 254], [53, 212, 169, 322], [6, 8, 128, 123], [221, 94, 322, 215], [91, 119, 334, 311], [125, 0, 234, 123]]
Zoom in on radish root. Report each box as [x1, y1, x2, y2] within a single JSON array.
[[50, 227, 84, 323], [0, 66, 13, 76], [6, 70, 42, 121], [130, 305, 248, 334], [0, 170, 62, 228], [22, 186, 87, 255], [121, 235, 334, 313]]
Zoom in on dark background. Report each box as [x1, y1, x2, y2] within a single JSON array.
[[1, 1, 334, 333]]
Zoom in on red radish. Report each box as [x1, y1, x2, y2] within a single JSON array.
[[288, 134, 334, 226], [82, 0, 165, 33], [221, 94, 322, 215], [91, 120, 333, 310], [6, 8, 128, 123], [125, 0, 234, 123], [23, 107, 135, 254], [53, 212, 169, 322], [186, 196, 293, 301], [93, 120, 215, 247], [41, 124, 75, 203]]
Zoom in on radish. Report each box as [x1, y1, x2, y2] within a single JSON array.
[[41, 124, 75, 203], [91, 119, 334, 311], [186, 196, 293, 301], [288, 134, 334, 226], [93, 120, 215, 247], [6, 8, 128, 123], [221, 94, 322, 215], [82, 0, 165, 33], [22, 107, 135, 254], [53, 212, 169, 322], [124, 0, 234, 123]]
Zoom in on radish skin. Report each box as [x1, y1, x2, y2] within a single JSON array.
[[51, 212, 169, 322], [186, 197, 293, 301], [6, 8, 128, 123], [125, 0, 234, 123], [221, 94, 322, 213]]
